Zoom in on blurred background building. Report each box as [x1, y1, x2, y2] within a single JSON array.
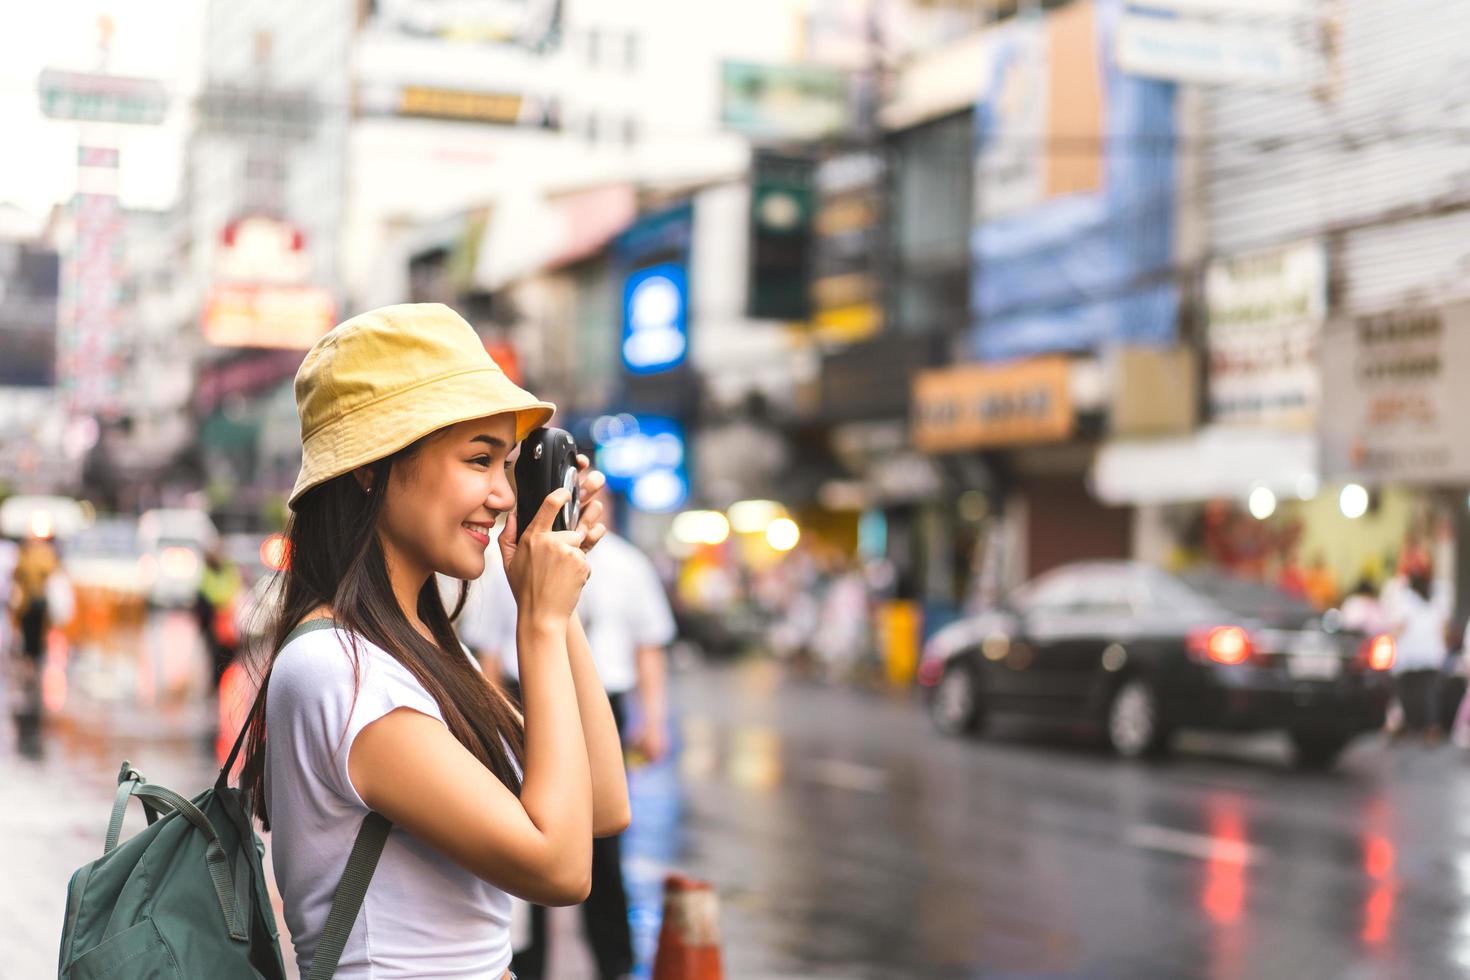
[[4, 0, 1470, 666]]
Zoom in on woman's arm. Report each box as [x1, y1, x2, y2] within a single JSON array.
[[566, 612, 632, 837], [347, 620, 593, 906]]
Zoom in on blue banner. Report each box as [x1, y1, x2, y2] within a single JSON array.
[[970, 0, 1178, 361]]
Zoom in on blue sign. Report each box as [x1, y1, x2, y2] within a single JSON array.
[[969, 0, 1178, 361], [591, 413, 688, 513], [622, 263, 688, 375]]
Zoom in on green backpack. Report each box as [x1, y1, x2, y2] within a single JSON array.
[[58, 618, 390, 980]]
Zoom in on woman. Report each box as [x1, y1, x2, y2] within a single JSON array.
[[237, 304, 630, 980]]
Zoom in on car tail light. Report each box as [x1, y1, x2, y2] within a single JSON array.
[[1363, 634, 1396, 671], [1188, 625, 1253, 665]]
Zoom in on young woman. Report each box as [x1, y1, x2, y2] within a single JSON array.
[[236, 303, 630, 980]]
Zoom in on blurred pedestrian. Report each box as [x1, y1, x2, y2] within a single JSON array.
[[1384, 561, 1450, 743], [196, 544, 243, 690], [1339, 577, 1387, 635], [465, 516, 674, 980], [231, 304, 626, 980], [814, 554, 870, 681], [8, 530, 59, 686]]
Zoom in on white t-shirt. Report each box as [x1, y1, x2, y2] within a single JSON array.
[[1385, 584, 1450, 674], [265, 624, 516, 979], [460, 533, 676, 694]]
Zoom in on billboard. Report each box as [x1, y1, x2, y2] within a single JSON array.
[[970, 0, 1178, 361]]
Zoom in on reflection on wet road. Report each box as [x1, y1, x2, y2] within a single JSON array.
[[15, 615, 1470, 978], [671, 659, 1470, 979]]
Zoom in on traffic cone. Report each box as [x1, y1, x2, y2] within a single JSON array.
[[651, 874, 724, 980]]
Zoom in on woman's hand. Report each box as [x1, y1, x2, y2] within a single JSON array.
[[573, 454, 608, 554], [501, 488, 589, 630]]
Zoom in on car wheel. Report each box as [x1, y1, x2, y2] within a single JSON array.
[[1291, 731, 1351, 770], [1107, 679, 1170, 759], [931, 663, 983, 737]]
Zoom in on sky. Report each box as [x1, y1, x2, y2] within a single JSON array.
[[0, 0, 202, 223]]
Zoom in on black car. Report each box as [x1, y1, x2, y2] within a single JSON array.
[[918, 562, 1396, 768]]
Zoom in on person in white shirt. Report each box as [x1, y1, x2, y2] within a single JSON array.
[[1383, 565, 1450, 741], [462, 523, 675, 980]]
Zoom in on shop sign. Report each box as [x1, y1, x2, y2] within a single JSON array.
[[621, 263, 688, 375], [1117, 11, 1320, 86], [1111, 345, 1197, 436], [216, 215, 311, 285], [202, 284, 336, 350], [366, 0, 562, 48], [592, 413, 688, 513], [1320, 302, 1470, 484], [38, 68, 167, 124], [811, 151, 883, 344], [719, 62, 852, 141], [912, 357, 1073, 452], [1205, 240, 1325, 429]]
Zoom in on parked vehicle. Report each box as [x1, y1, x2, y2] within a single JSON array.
[[919, 562, 1396, 769]]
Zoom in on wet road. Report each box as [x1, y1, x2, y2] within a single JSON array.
[[13, 611, 1470, 979], [672, 659, 1470, 979]]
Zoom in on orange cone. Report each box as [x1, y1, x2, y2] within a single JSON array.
[[651, 874, 724, 980]]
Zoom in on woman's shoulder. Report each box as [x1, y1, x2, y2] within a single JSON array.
[[271, 621, 404, 699]]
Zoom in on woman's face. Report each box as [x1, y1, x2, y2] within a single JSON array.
[[378, 414, 519, 582]]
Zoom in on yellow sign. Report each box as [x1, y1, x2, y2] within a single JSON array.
[[912, 357, 1073, 452], [397, 86, 523, 124], [203, 284, 336, 350]]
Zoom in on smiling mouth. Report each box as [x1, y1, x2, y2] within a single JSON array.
[[461, 521, 494, 544]]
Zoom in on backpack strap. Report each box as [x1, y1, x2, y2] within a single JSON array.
[[213, 615, 395, 979], [216, 617, 339, 790], [305, 811, 393, 980]]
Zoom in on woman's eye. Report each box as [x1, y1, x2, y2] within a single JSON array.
[[471, 455, 492, 467]]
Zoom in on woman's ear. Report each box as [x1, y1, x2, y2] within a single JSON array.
[[352, 467, 373, 494]]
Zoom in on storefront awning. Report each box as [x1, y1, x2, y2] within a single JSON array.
[[1092, 427, 1318, 506]]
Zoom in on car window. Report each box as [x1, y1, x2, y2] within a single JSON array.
[[1011, 569, 1085, 613], [1013, 566, 1135, 617], [1172, 570, 1318, 628], [1070, 571, 1137, 616]]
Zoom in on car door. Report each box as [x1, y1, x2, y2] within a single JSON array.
[[996, 569, 1091, 718], [1042, 568, 1143, 715]]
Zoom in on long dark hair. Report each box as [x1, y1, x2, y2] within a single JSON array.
[[239, 439, 524, 829]]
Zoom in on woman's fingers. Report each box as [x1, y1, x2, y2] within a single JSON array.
[[525, 487, 572, 536], [583, 523, 608, 551]]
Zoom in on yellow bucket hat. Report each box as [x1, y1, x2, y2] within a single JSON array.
[[288, 303, 554, 509]]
